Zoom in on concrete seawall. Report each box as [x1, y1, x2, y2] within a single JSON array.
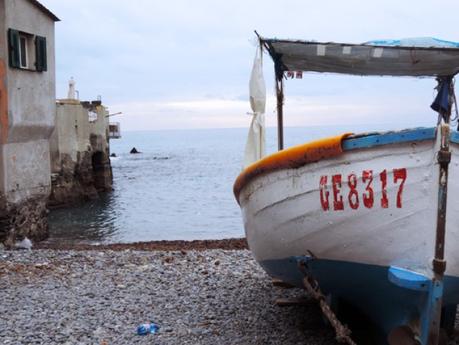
[[49, 99, 112, 208]]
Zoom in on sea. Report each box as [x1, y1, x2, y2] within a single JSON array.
[[47, 124, 411, 244]]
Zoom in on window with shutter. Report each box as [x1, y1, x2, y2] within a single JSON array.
[[35, 36, 47, 72], [7, 29, 20, 68], [19, 36, 28, 68]]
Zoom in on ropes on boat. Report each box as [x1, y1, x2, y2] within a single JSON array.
[[299, 263, 357, 345]]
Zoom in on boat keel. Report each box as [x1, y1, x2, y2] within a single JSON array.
[[259, 256, 457, 345]]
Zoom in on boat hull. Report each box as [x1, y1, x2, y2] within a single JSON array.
[[236, 127, 459, 341]]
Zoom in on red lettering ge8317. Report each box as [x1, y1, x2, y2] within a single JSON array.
[[319, 168, 407, 211]]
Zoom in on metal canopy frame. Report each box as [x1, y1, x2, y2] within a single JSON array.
[[256, 33, 459, 151], [256, 31, 457, 345]]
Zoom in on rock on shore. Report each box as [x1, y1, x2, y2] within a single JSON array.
[[0, 248, 339, 345]]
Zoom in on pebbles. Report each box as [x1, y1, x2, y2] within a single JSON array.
[[0, 249, 340, 345]]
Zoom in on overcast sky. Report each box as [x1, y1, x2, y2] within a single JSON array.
[[41, 0, 459, 131]]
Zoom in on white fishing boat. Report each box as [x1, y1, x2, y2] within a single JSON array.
[[234, 36, 459, 345]]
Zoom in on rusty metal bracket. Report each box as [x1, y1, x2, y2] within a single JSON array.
[[432, 259, 447, 275], [437, 150, 451, 167]]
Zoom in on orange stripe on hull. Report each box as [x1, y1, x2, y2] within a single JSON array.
[[233, 133, 352, 203]]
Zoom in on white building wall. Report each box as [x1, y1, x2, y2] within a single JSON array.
[[1, 0, 56, 199], [3, 139, 50, 203], [50, 100, 91, 173], [0, 0, 57, 244]]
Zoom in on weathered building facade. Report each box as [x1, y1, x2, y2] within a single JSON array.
[[49, 98, 112, 207], [0, 0, 58, 245]]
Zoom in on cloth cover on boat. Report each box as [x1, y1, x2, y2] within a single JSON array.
[[263, 37, 459, 77], [431, 76, 453, 117], [243, 46, 266, 168]]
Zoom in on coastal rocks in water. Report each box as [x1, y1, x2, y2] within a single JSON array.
[[110, 153, 117, 157], [49, 153, 99, 207], [130, 147, 141, 154], [49, 147, 113, 208], [0, 197, 48, 248]]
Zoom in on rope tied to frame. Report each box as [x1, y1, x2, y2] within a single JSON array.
[[299, 262, 357, 345], [450, 78, 459, 129]]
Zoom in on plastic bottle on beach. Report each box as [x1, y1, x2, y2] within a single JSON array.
[[137, 323, 159, 335]]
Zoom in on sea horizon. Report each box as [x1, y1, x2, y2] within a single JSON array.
[[115, 120, 436, 133], [48, 122, 437, 245]]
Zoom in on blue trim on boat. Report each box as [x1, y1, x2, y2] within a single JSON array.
[[450, 130, 459, 144], [343, 127, 436, 151], [387, 266, 443, 344], [260, 256, 459, 344], [388, 266, 430, 292]]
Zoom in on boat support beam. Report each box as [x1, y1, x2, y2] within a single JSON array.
[[427, 124, 451, 345], [297, 257, 357, 345]]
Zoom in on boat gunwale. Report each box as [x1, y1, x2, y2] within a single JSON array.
[[234, 127, 438, 204]]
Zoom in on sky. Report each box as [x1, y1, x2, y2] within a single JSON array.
[[41, 0, 459, 131]]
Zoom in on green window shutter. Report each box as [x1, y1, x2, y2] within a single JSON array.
[[35, 36, 47, 72], [7, 29, 20, 68]]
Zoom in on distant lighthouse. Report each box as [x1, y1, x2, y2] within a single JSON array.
[[67, 77, 76, 99]]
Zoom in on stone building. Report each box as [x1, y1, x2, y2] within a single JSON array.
[[49, 97, 113, 207], [0, 0, 59, 246], [108, 122, 121, 139]]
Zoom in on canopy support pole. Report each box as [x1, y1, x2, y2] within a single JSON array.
[[423, 123, 449, 345], [275, 68, 284, 151], [426, 81, 453, 345]]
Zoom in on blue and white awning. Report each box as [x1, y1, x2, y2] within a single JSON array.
[[262, 37, 459, 77]]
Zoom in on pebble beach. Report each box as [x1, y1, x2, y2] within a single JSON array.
[[0, 244, 339, 345], [2, 242, 459, 345]]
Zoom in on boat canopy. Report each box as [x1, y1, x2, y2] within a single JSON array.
[[261, 37, 459, 77]]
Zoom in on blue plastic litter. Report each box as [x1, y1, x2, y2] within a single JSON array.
[[137, 322, 160, 335]]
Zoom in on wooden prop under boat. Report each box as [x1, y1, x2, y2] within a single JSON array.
[[235, 35, 459, 345]]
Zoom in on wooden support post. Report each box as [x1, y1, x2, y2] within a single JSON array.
[[275, 75, 284, 151], [275, 297, 311, 307], [272, 278, 295, 289], [426, 79, 455, 345]]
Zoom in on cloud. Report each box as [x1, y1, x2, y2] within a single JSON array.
[[42, 0, 459, 130], [110, 85, 437, 131]]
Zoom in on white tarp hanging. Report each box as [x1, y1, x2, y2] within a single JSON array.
[[243, 46, 266, 168]]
